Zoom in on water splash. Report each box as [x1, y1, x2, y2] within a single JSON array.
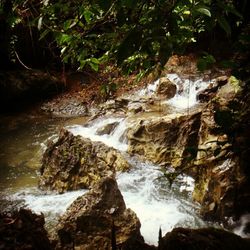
[[166, 74, 213, 109], [137, 79, 160, 97], [117, 157, 207, 245], [12, 188, 86, 218], [134, 73, 213, 109], [68, 117, 128, 151]]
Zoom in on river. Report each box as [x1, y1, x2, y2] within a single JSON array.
[[0, 74, 219, 245]]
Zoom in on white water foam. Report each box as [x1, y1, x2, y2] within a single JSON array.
[[66, 113, 208, 245], [233, 214, 250, 238], [13, 188, 86, 217], [166, 73, 212, 109], [117, 157, 207, 245], [134, 73, 213, 109], [68, 117, 128, 151], [137, 79, 160, 97]]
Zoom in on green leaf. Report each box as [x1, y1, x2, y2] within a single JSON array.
[[63, 20, 72, 30], [197, 53, 216, 71], [89, 62, 99, 71], [217, 16, 231, 35], [84, 10, 93, 24], [87, 58, 100, 71], [197, 58, 207, 71], [90, 58, 100, 65], [58, 34, 72, 44], [196, 7, 211, 17]]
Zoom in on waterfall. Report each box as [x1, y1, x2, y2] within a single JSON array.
[[166, 73, 213, 109], [134, 73, 214, 109], [68, 116, 128, 151]]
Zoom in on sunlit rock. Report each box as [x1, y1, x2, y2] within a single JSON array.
[[192, 78, 250, 222], [127, 112, 201, 169], [198, 75, 228, 102], [39, 128, 131, 193], [53, 177, 153, 250]]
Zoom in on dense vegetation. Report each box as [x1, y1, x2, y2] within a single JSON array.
[[0, 0, 249, 75]]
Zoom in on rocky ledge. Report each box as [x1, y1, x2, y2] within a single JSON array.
[[39, 128, 131, 193]]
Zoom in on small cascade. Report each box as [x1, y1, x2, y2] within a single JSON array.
[[166, 73, 213, 109], [133, 73, 214, 109], [0, 72, 222, 246], [137, 79, 160, 97], [117, 157, 208, 245], [68, 116, 128, 151]]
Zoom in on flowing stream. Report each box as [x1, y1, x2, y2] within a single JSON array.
[[1, 74, 221, 245]]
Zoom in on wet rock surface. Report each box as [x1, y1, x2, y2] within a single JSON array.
[[39, 128, 131, 193], [159, 227, 250, 250], [198, 75, 229, 102], [126, 76, 250, 224], [0, 208, 52, 250], [53, 177, 149, 250], [156, 77, 177, 99], [96, 121, 119, 135], [2, 57, 250, 248], [192, 78, 250, 222]]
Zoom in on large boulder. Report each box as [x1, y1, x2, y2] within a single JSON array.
[[159, 227, 250, 250], [127, 112, 201, 169], [0, 208, 52, 250], [156, 77, 177, 99], [53, 177, 153, 250], [39, 128, 131, 193]]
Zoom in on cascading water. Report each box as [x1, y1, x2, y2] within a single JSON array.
[[117, 157, 208, 245], [166, 73, 214, 109], [0, 73, 222, 246], [68, 116, 128, 151], [65, 77, 213, 244], [12, 188, 86, 226], [135, 73, 214, 109]]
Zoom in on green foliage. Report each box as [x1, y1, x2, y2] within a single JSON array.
[[197, 52, 216, 71], [2, 0, 247, 72]]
